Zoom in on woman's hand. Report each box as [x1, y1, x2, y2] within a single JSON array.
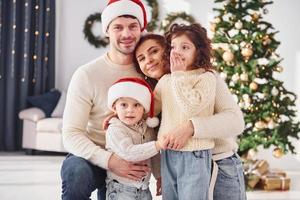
[[163, 120, 194, 150]]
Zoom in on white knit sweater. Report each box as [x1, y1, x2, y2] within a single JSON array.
[[155, 68, 216, 151]]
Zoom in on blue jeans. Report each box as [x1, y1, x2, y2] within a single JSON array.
[[106, 179, 152, 200], [213, 153, 247, 200], [61, 154, 107, 200], [161, 149, 212, 200]]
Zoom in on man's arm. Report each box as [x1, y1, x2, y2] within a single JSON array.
[[62, 68, 112, 169]]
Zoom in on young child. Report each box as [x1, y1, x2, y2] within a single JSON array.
[[105, 77, 163, 200], [154, 23, 217, 200]]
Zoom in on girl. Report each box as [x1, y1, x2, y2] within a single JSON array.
[[134, 26, 246, 200]]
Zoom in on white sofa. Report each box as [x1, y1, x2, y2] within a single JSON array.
[[19, 107, 66, 153]]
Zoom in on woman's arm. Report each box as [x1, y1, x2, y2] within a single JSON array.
[[190, 74, 245, 139]]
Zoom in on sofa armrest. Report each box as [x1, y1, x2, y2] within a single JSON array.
[[19, 107, 46, 122]]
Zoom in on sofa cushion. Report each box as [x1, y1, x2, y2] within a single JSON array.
[[27, 89, 61, 117], [36, 118, 63, 132], [51, 91, 66, 117]]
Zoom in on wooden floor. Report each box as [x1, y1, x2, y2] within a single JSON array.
[[0, 152, 299, 200]]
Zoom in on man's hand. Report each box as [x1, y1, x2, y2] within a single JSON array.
[[108, 154, 150, 181]]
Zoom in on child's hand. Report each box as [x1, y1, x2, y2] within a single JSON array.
[[155, 136, 165, 151], [163, 121, 194, 150], [156, 177, 162, 196], [102, 113, 117, 130], [170, 51, 185, 72]]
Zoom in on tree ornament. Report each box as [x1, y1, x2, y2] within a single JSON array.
[[241, 47, 253, 58], [267, 120, 276, 129], [273, 147, 284, 158], [250, 82, 258, 90], [222, 51, 234, 62], [263, 35, 272, 45], [232, 73, 240, 83], [251, 13, 260, 22], [240, 72, 248, 81], [234, 20, 243, 29], [275, 66, 283, 72], [255, 121, 265, 130], [271, 87, 279, 96]]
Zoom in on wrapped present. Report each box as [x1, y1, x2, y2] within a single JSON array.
[[244, 159, 269, 189], [253, 160, 269, 175], [267, 169, 287, 177], [258, 175, 290, 190]]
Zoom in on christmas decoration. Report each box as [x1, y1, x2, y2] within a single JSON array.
[[83, 13, 109, 48], [272, 147, 284, 158], [160, 12, 195, 33], [145, 0, 159, 32], [211, 0, 300, 156]]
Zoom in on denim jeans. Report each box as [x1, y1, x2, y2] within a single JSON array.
[[106, 179, 152, 200], [61, 154, 107, 200], [161, 149, 212, 200], [213, 153, 247, 200]]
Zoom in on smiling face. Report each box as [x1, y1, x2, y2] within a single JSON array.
[[170, 34, 197, 71], [113, 97, 145, 126], [135, 39, 167, 80], [107, 16, 141, 55]]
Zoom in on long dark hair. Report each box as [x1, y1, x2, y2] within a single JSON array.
[[165, 23, 214, 71], [133, 34, 169, 89]]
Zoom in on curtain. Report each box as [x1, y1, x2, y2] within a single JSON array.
[[0, 0, 55, 151]]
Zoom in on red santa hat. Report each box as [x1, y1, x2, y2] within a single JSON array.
[[107, 77, 159, 127], [101, 0, 147, 34]]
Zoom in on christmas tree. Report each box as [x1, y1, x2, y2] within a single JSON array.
[[211, 0, 300, 156]]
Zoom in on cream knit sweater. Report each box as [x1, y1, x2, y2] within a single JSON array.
[[62, 54, 141, 169], [155, 68, 216, 151]]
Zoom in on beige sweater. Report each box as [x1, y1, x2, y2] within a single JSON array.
[[106, 117, 160, 189], [62, 54, 141, 169], [155, 68, 216, 151]]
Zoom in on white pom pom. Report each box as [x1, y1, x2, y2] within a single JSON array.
[[146, 117, 159, 128]]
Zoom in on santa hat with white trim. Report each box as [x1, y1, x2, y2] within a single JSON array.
[[107, 77, 159, 127], [101, 0, 148, 34]]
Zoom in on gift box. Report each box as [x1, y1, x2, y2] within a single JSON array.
[[258, 175, 290, 190], [267, 169, 287, 177], [244, 159, 269, 189]]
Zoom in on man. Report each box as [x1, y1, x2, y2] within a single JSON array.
[[60, 1, 149, 199]]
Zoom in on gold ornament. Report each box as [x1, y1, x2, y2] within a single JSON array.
[[241, 47, 253, 58], [267, 120, 276, 129], [275, 66, 283, 72], [251, 13, 259, 22], [273, 147, 284, 158], [263, 35, 271, 45], [255, 121, 265, 130], [249, 82, 258, 90], [222, 51, 234, 62]]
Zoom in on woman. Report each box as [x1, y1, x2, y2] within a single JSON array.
[[133, 32, 247, 200]]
